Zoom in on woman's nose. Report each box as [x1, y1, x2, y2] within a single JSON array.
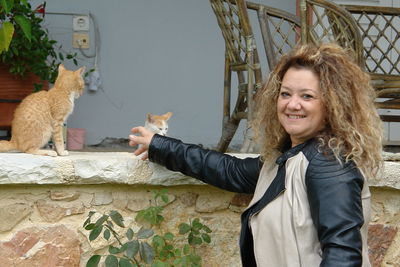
[[287, 96, 301, 110]]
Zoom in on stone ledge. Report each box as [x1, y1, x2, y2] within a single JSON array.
[[0, 152, 399, 189]]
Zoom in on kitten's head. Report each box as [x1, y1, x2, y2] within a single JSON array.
[[55, 64, 86, 98], [144, 112, 173, 136]]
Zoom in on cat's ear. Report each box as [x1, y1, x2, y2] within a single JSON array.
[[58, 64, 66, 72], [76, 66, 86, 76], [146, 113, 154, 123], [162, 112, 173, 121]]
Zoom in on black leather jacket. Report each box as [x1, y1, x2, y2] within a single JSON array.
[[149, 134, 365, 267]]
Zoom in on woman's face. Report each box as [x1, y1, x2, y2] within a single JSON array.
[[277, 67, 326, 147]]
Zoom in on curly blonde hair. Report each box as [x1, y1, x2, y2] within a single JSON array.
[[252, 43, 383, 179]]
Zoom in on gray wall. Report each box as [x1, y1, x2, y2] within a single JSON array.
[[31, 0, 294, 148]]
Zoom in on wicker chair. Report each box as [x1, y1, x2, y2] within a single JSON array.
[[209, 0, 263, 152], [341, 5, 400, 119]]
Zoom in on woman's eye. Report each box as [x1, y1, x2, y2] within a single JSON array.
[[280, 92, 290, 97], [302, 94, 314, 99], [159, 128, 163, 131]]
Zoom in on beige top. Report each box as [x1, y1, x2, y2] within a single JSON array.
[[248, 152, 371, 267]]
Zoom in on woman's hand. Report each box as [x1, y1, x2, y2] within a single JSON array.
[[129, 126, 155, 160]]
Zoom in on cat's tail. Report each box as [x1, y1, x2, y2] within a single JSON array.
[[0, 140, 18, 152]]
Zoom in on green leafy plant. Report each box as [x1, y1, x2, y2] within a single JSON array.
[[0, 0, 77, 90], [83, 189, 213, 267]]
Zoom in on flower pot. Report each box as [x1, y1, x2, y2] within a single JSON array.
[[67, 128, 86, 150], [0, 64, 49, 129]]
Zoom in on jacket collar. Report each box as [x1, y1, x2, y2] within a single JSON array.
[[276, 138, 315, 166]]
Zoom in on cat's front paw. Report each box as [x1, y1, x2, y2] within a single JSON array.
[[47, 150, 58, 157], [58, 150, 69, 156]]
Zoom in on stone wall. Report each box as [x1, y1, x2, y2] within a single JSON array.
[[0, 152, 399, 267]]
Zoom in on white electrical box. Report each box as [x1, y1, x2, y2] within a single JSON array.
[[73, 15, 89, 31]]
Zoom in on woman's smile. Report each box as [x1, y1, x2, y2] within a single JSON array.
[[277, 67, 326, 147]]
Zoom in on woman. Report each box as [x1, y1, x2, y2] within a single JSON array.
[[129, 43, 382, 266]]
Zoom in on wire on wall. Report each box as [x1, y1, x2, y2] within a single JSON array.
[[43, 10, 123, 110]]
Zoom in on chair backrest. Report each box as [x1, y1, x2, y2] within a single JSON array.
[[209, 0, 261, 73], [299, 0, 364, 67], [246, 1, 301, 71], [341, 5, 400, 109], [246, 0, 363, 70]]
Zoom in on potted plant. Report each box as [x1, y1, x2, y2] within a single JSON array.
[[0, 0, 77, 129]]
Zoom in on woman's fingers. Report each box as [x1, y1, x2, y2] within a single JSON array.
[[133, 145, 147, 156], [129, 126, 155, 160]]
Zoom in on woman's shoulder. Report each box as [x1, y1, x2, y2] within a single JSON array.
[[301, 139, 362, 181]]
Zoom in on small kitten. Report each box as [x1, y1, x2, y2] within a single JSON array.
[[144, 112, 173, 136], [137, 112, 172, 159], [0, 64, 85, 156]]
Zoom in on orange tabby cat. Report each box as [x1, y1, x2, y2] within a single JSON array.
[[0, 64, 85, 156]]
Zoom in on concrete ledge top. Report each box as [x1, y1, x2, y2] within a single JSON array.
[[0, 152, 399, 189]]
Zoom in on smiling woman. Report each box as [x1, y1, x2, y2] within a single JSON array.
[[128, 43, 383, 267]]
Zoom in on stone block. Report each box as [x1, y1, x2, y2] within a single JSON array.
[[50, 190, 80, 201], [0, 225, 80, 267], [36, 199, 84, 222], [368, 224, 398, 266], [91, 191, 113, 206], [195, 192, 232, 213], [229, 193, 253, 213], [178, 192, 198, 207], [0, 203, 32, 232]]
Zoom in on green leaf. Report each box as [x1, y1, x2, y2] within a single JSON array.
[[201, 233, 211, 243], [173, 258, 182, 265], [86, 255, 101, 267], [193, 237, 202, 245], [1, 0, 13, 14], [137, 227, 154, 239], [189, 254, 201, 264], [202, 225, 212, 233], [109, 245, 120, 254], [119, 258, 133, 267], [110, 210, 125, 227], [152, 235, 165, 248], [94, 215, 109, 227], [126, 228, 134, 240], [164, 244, 173, 251], [192, 218, 202, 231], [161, 194, 169, 204], [105, 255, 118, 267], [178, 223, 191, 235], [104, 229, 111, 240], [151, 260, 167, 267], [85, 223, 96, 230], [14, 15, 31, 42], [125, 240, 139, 259], [83, 218, 91, 228], [89, 225, 103, 241], [183, 244, 190, 255], [164, 232, 174, 241], [0, 22, 14, 53], [174, 248, 181, 257], [139, 242, 155, 264], [188, 232, 202, 246]]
